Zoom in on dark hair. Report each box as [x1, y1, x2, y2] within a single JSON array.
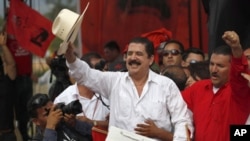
[[158, 39, 184, 65], [104, 40, 120, 53], [182, 47, 205, 61], [162, 65, 187, 91], [212, 45, 232, 56], [163, 39, 185, 54], [27, 93, 50, 118], [189, 61, 210, 81], [81, 52, 102, 67], [128, 37, 154, 58]]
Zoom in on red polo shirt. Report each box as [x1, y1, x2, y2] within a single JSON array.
[[182, 56, 250, 141]]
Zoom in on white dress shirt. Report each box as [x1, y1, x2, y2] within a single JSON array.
[[54, 83, 109, 120], [67, 58, 193, 141]]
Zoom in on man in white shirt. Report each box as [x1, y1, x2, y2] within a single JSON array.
[[64, 37, 193, 141], [53, 83, 110, 127]]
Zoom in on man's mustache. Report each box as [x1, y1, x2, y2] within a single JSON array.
[[211, 72, 219, 77], [128, 60, 141, 65]]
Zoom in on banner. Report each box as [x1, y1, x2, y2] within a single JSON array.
[[7, 0, 55, 57], [80, 0, 208, 57]]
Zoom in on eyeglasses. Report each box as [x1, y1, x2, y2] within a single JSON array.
[[162, 49, 181, 56], [189, 60, 198, 64]]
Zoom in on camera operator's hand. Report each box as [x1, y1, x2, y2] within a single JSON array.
[[63, 114, 76, 127], [76, 116, 92, 123], [46, 105, 63, 130]]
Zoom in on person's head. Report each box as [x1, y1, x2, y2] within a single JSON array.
[[162, 65, 187, 91], [125, 37, 154, 77], [186, 61, 210, 88], [244, 48, 250, 70], [161, 40, 184, 68], [182, 47, 205, 67], [27, 93, 52, 129], [81, 52, 103, 69], [103, 40, 121, 63], [210, 45, 232, 88]]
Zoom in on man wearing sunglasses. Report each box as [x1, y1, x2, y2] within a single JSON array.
[[181, 47, 205, 67], [27, 93, 93, 141], [160, 40, 184, 72]]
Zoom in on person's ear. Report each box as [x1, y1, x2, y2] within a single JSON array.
[[149, 55, 154, 65], [181, 60, 187, 67]]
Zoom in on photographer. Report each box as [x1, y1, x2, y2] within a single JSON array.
[[27, 93, 93, 141]]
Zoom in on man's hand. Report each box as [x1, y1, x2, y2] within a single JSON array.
[[222, 31, 243, 58], [222, 31, 240, 48], [0, 32, 7, 46], [134, 119, 173, 141], [241, 73, 250, 87], [135, 119, 159, 138], [64, 42, 76, 63], [64, 114, 76, 127], [46, 105, 63, 130]]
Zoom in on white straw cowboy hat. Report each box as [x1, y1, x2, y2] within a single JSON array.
[[52, 2, 89, 55]]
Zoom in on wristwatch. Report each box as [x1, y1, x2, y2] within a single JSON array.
[[93, 120, 97, 126]]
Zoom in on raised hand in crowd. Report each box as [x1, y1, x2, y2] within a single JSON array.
[[222, 30, 243, 57]]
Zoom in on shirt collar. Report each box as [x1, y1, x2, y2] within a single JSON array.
[[205, 80, 229, 93], [125, 70, 160, 85]]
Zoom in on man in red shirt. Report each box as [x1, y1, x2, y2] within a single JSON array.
[[182, 31, 250, 141]]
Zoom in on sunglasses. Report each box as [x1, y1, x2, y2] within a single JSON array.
[[189, 60, 198, 64], [162, 49, 181, 56]]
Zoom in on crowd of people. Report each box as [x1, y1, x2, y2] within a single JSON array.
[[1, 20, 250, 141], [0, 27, 250, 141]]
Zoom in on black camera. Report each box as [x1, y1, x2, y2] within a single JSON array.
[[50, 56, 68, 74], [55, 100, 83, 115], [94, 59, 106, 71]]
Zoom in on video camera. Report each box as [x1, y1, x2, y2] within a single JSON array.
[[50, 56, 68, 74], [55, 99, 83, 115]]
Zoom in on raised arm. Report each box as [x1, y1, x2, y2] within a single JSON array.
[[222, 30, 243, 58], [0, 32, 16, 80], [222, 30, 250, 95], [64, 42, 77, 64]]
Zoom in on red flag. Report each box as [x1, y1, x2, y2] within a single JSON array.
[[7, 0, 55, 57], [141, 28, 172, 63]]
